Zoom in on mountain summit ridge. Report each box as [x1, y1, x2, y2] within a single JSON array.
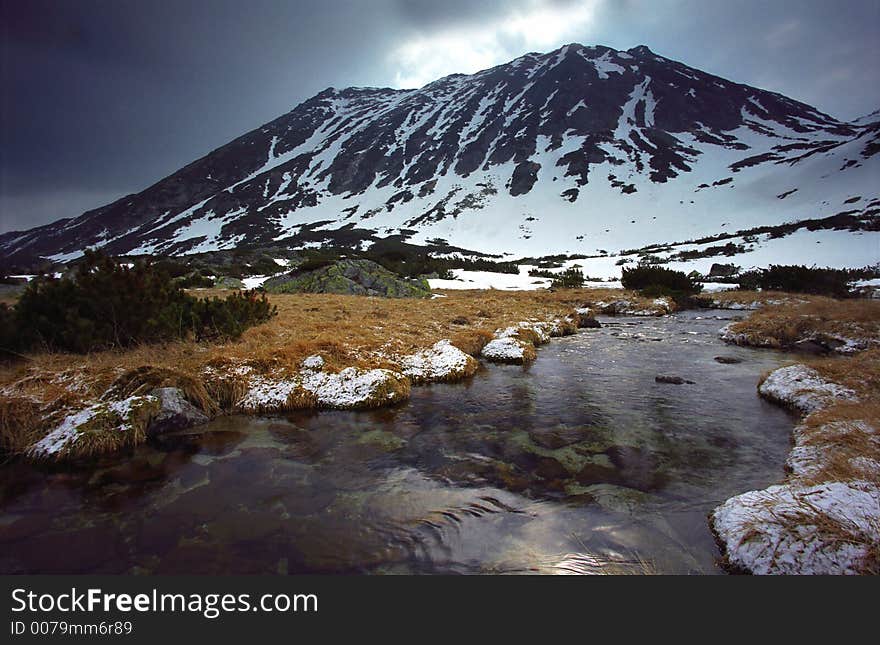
[[2, 42, 878, 268]]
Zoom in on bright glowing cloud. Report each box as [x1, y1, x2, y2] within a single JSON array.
[[389, 0, 600, 88]]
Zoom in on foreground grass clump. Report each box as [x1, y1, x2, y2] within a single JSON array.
[[723, 298, 880, 352], [0, 251, 276, 354], [712, 348, 879, 575]]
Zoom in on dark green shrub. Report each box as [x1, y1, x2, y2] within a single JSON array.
[[1, 251, 276, 354], [621, 266, 702, 295], [189, 290, 277, 341], [737, 265, 853, 297], [551, 267, 585, 289]]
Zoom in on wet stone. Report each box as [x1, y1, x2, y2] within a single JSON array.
[[535, 457, 571, 481], [156, 542, 270, 575], [605, 445, 665, 492], [655, 375, 695, 385], [205, 509, 285, 543], [575, 462, 621, 486], [154, 430, 246, 455], [157, 484, 233, 521]]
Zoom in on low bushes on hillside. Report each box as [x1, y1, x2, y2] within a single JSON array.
[[621, 266, 702, 298], [737, 265, 855, 298], [550, 267, 585, 289], [0, 251, 276, 354]]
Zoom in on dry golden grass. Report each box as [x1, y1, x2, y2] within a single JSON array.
[[1, 287, 630, 387], [727, 298, 880, 348], [807, 349, 880, 399], [707, 289, 813, 305], [0, 288, 636, 450]]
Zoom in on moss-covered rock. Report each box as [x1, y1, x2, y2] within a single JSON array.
[[263, 259, 430, 298]]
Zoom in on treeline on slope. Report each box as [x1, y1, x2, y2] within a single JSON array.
[[0, 251, 276, 355]]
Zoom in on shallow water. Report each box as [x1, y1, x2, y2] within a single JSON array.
[[0, 312, 801, 574]]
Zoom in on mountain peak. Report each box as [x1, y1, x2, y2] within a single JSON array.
[[627, 44, 655, 56], [1, 43, 876, 270]]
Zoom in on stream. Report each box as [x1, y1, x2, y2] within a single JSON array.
[[0, 311, 801, 574]]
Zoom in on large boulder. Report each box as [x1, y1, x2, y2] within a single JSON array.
[[263, 259, 430, 298]]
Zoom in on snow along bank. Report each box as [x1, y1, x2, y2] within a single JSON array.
[[711, 363, 879, 574]]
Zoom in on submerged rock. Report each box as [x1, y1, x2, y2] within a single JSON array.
[[713, 356, 742, 364], [655, 375, 694, 385], [263, 259, 430, 298]]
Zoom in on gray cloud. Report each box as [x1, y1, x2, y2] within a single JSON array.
[[2, 0, 878, 233]]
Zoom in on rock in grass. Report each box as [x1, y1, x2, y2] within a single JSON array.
[[147, 387, 210, 436], [263, 258, 430, 298]]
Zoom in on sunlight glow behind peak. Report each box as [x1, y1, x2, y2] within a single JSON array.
[[389, 1, 599, 89]]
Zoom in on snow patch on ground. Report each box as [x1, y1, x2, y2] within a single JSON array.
[[480, 337, 534, 363], [236, 364, 408, 411], [758, 365, 858, 414], [397, 340, 478, 383], [428, 265, 551, 290], [29, 395, 156, 458], [712, 481, 880, 575]]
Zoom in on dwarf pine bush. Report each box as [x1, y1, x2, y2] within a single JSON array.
[[621, 266, 702, 296], [1, 251, 276, 354]]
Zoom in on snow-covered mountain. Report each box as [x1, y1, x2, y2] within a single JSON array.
[[2, 43, 878, 269]]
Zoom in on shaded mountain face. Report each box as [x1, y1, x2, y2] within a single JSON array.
[[2, 43, 878, 268]]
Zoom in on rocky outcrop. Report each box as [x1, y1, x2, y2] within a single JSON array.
[[263, 259, 430, 298]]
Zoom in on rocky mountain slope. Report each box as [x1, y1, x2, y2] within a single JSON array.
[[2, 43, 878, 269]]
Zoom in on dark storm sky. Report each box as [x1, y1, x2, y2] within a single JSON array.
[[2, 0, 879, 234]]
